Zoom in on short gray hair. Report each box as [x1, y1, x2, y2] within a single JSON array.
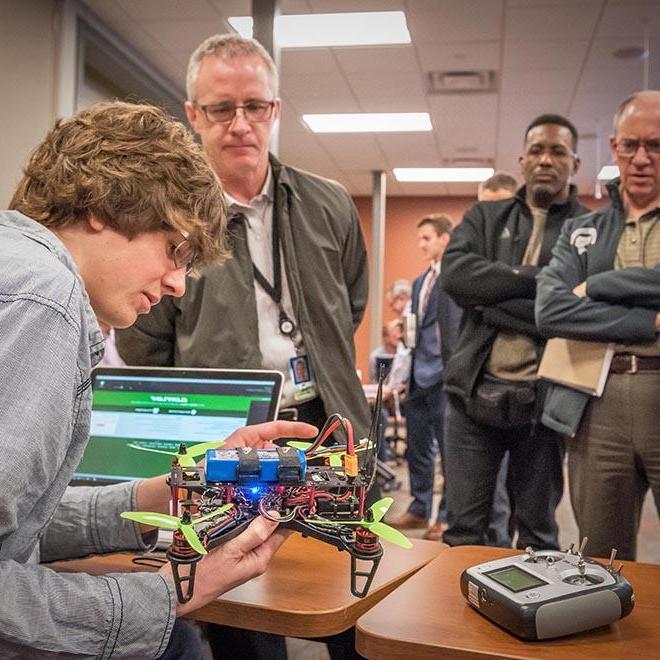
[[186, 33, 279, 100]]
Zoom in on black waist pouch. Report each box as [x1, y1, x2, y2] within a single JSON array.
[[466, 373, 537, 429]]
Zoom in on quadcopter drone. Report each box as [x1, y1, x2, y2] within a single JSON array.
[[121, 377, 412, 603]]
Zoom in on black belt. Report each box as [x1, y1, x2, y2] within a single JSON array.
[[610, 354, 660, 374]]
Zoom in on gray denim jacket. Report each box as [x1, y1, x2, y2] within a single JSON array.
[[0, 212, 176, 658]]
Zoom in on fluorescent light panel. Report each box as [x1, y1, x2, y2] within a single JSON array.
[[303, 113, 431, 133], [597, 165, 620, 180], [394, 168, 495, 182], [228, 11, 410, 48]]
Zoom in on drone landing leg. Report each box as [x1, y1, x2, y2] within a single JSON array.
[[349, 552, 382, 598], [167, 552, 201, 604]]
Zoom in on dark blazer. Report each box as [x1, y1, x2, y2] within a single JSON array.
[[410, 268, 462, 391]]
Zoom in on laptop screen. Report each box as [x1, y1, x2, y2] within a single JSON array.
[[74, 366, 283, 485]]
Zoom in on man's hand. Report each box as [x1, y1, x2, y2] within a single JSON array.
[[655, 312, 660, 332], [573, 281, 588, 298], [222, 420, 318, 450], [160, 514, 291, 616]]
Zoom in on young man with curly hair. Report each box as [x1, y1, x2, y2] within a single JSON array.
[[0, 101, 315, 659]]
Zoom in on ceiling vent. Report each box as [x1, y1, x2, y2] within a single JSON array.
[[426, 70, 497, 94]]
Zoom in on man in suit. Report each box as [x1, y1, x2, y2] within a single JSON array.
[[388, 214, 461, 541]]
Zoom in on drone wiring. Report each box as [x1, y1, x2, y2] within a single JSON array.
[[119, 373, 410, 604]]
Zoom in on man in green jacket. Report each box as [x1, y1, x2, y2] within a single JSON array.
[[536, 90, 660, 561], [116, 33, 370, 442], [116, 32, 371, 660]]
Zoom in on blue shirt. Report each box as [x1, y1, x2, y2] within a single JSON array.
[[0, 211, 175, 658]]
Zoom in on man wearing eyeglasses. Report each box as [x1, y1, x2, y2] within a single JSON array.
[[117, 33, 370, 451], [441, 114, 589, 551], [0, 101, 321, 660], [116, 33, 370, 660], [537, 91, 660, 560]]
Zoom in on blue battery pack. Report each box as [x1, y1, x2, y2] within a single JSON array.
[[205, 447, 307, 484]]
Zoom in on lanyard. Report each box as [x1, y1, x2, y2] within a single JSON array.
[[232, 209, 297, 338]]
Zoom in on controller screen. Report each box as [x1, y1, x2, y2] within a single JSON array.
[[484, 565, 547, 593]]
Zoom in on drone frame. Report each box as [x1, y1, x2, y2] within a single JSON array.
[[128, 371, 405, 603]]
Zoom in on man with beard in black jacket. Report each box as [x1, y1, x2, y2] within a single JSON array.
[[441, 114, 590, 550]]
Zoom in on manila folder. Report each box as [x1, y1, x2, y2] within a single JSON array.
[[538, 338, 614, 397]]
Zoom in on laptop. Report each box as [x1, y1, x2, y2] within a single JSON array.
[[74, 366, 283, 485]]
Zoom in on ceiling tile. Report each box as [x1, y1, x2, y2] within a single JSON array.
[[376, 133, 440, 167], [597, 2, 660, 39], [139, 20, 230, 55], [503, 39, 589, 71], [281, 49, 338, 75], [345, 71, 426, 100], [407, 0, 504, 44], [501, 68, 578, 95], [333, 45, 418, 73], [505, 4, 601, 40], [315, 134, 385, 169], [417, 40, 501, 72], [82, 0, 132, 23], [208, 0, 251, 16], [358, 96, 431, 113], [115, 0, 221, 21], [307, 0, 403, 11]]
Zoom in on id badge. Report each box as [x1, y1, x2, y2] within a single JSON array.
[[289, 354, 317, 402]]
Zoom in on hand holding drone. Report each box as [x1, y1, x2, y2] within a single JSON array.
[[121, 377, 411, 603]]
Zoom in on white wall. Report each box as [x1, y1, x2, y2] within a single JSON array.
[[0, 0, 58, 206]]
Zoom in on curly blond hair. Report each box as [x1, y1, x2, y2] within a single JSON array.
[[10, 101, 228, 265]]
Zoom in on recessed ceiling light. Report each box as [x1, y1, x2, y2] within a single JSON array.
[[394, 168, 494, 182], [597, 165, 620, 181], [303, 113, 431, 133], [228, 11, 410, 48]]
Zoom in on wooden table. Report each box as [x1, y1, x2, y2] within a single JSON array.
[[49, 534, 444, 638], [356, 545, 660, 659]]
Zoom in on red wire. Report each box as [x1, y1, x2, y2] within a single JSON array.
[[317, 419, 342, 448], [342, 418, 355, 455]]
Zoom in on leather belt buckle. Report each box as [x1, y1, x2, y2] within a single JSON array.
[[626, 354, 638, 375]]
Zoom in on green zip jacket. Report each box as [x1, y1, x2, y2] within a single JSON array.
[[116, 156, 372, 439]]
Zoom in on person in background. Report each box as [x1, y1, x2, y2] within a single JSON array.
[[536, 91, 660, 560], [478, 171, 519, 202], [442, 114, 589, 550], [385, 278, 412, 316], [477, 172, 518, 547], [388, 215, 461, 541], [0, 101, 317, 660], [116, 33, 370, 440], [369, 319, 402, 382]]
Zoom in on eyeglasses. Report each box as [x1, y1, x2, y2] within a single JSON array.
[[170, 237, 196, 274], [196, 100, 276, 124], [614, 138, 660, 158], [524, 144, 575, 160]]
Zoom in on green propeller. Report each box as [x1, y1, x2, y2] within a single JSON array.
[[311, 497, 413, 549], [127, 440, 225, 467], [120, 504, 233, 555]]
